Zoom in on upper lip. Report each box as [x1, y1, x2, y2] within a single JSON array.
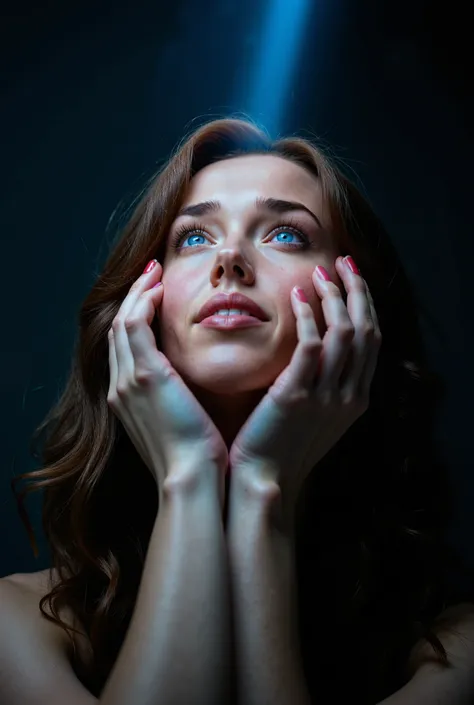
[[196, 292, 269, 322]]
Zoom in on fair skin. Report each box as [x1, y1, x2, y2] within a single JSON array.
[[158, 154, 344, 448], [157, 159, 474, 705]]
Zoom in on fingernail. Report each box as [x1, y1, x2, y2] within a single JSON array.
[[143, 259, 157, 274], [344, 256, 360, 275], [315, 265, 331, 282], [294, 287, 308, 303], [153, 282, 162, 289]]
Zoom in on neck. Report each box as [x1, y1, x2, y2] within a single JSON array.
[[186, 384, 266, 449]]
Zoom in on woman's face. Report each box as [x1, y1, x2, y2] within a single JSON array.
[[158, 154, 343, 444]]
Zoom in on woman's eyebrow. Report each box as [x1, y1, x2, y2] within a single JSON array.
[[176, 197, 322, 228]]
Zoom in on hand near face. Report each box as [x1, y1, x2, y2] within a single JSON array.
[[228, 256, 382, 530]]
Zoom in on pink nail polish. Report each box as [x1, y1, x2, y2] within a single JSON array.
[[295, 287, 308, 303], [345, 256, 360, 275], [143, 259, 157, 274], [315, 265, 331, 282]]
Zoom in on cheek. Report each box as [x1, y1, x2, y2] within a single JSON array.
[[155, 286, 181, 345], [159, 273, 190, 321]]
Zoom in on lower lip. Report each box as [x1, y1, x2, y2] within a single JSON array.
[[199, 314, 265, 329]]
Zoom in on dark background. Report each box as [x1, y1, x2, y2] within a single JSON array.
[[1, 0, 473, 575]]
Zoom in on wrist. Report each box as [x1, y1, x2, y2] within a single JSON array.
[[227, 467, 282, 532], [229, 467, 299, 538], [163, 457, 222, 499], [230, 464, 281, 502]]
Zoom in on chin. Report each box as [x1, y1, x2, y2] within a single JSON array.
[[178, 365, 275, 397], [188, 374, 269, 397]]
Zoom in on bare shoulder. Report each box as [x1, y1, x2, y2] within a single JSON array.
[[376, 603, 474, 704], [2, 569, 74, 650], [1, 569, 65, 634], [0, 570, 96, 705], [2, 569, 93, 663], [407, 601, 474, 677], [3, 567, 60, 598]]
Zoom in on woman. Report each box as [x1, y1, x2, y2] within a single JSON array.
[[5, 117, 474, 705]]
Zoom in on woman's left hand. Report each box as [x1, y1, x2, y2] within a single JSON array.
[[228, 256, 382, 529]]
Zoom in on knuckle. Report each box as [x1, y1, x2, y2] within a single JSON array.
[[341, 393, 355, 407], [107, 392, 118, 408], [288, 388, 312, 405], [124, 316, 141, 333], [317, 389, 334, 407], [360, 323, 375, 339], [342, 393, 367, 413], [112, 317, 124, 332], [115, 381, 129, 398], [135, 367, 157, 386], [302, 336, 322, 351], [339, 324, 355, 340]]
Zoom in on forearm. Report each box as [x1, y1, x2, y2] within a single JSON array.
[[226, 476, 311, 705], [100, 466, 233, 705]]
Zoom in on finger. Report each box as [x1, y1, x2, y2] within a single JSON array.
[[311, 265, 355, 393], [364, 279, 381, 334], [125, 286, 165, 377], [288, 286, 323, 391], [118, 260, 163, 322], [359, 280, 382, 398], [334, 258, 376, 399], [337, 258, 375, 332], [107, 327, 118, 399], [107, 328, 143, 451], [112, 261, 162, 380], [107, 326, 154, 466], [113, 259, 161, 330], [107, 262, 163, 474], [336, 260, 380, 405]]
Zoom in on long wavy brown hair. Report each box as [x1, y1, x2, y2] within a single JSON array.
[[11, 116, 474, 703]]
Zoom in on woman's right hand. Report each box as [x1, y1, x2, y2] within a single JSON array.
[[106, 259, 229, 506]]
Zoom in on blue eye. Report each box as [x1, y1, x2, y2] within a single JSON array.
[[271, 229, 306, 246], [170, 220, 310, 251]]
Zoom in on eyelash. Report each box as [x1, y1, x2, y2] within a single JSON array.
[[169, 217, 312, 252]]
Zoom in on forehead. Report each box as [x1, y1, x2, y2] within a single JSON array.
[[184, 154, 323, 213]]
